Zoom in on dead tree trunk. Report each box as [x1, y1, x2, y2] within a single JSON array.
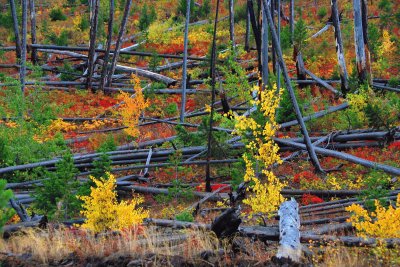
[[20, 0, 27, 92], [247, 0, 262, 78], [205, 0, 220, 193], [180, 0, 191, 123], [295, 50, 306, 89], [106, 0, 132, 87], [289, 0, 294, 44], [9, 0, 21, 60], [276, 198, 301, 263], [263, 0, 325, 173], [261, 0, 268, 88], [100, 0, 114, 93], [270, 0, 276, 74], [361, 0, 372, 84], [276, 0, 281, 91], [29, 0, 38, 64], [331, 0, 349, 95], [229, 0, 235, 49], [353, 0, 368, 84], [87, 0, 100, 91]]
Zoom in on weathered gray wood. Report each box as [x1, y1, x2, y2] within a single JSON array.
[[361, 0, 372, 84], [331, 0, 349, 94], [29, 0, 38, 64], [100, 0, 114, 92], [205, 0, 221, 193], [353, 0, 368, 83], [276, 198, 301, 262], [9, 0, 21, 60], [180, 0, 191, 123], [304, 68, 341, 95], [87, 0, 99, 91], [310, 23, 331, 39], [263, 0, 324, 173], [274, 138, 400, 176], [261, 0, 269, 88], [229, 0, 235, 48], [20, 0, 28, 92], [279, 102, 349, 128], [106, 0, 132, 86], [289, 0, 294, 43], [112, 64, 177, 86]]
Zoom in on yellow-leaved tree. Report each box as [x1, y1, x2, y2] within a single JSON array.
[[232, 84, 286, 217], [78, 173, 149, 233], [118, 74, 149, 137], [345, 194, 400, 239]]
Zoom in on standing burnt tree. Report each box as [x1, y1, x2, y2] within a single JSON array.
[[100, 0, 115, 92], [87, 0, 100, 91], [180, 0, 191, 123], [353, 0, 371, 85], [106, 0, 133, 87], [20, 0, 28, 92], [331, 0, 349, 95]]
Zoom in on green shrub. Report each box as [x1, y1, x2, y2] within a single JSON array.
[[78, 16, 90, 31], [34, 153, 80, 219], [46, 29, 69, 46], [49, 8, 67, 21], [234, 3, 248, 23], [139, 4, 157, 31], [0, 180, 15, 232], [294, 18, 308, 52], [165, 103, 178, 116], [175, 210, 194, 222], [317, 7, 327, 20]]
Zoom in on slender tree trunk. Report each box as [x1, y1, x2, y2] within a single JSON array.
[[276, 0, 281, 91], [10, 0, 21, 60], [229, 0, 235, 49], [87, 0, 100, 91], [245, 6, 250, 51], [106, 0, 133, 87], [261, 0, 268, 88], [247, 0, 262, 79], [205, 0, 220, 193], [353, 0, 368, 84], [20, 0, 27, 92], [295, 50, 306, 89], [262, 0, 325, 173], [361, 0, 372, 84], [180, 0, 191, 123], [100, 0, 114, 93], [289, 0, 294, 44], [270, 0, 276, 74], [331, 0, 349, 95], [29, 0, 38, 64]]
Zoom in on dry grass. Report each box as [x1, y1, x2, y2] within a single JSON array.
[[0, 225, 281, 266], [0, 226, 225, 264]]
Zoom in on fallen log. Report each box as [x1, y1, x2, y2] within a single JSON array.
[[276, 198, 301, 263], [274, 138, 400, 176]]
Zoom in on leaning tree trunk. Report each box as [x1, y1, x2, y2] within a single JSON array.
[[261, 0, 268, 88], [262, 0, 325, 173], [20, 0, 28, 92], [9, 0, 21, 60], [353, 0, 368, 84], [361, 0, 372, 85], [180, 0, 191, 123], [331, 0, 349, 95], [106, 0, 133, 87], [87, 0, 100, 91], [29, 0, 38, 64], [229, 0, 235, 50], [100, 0, 114, 93], [205, 0, 220, 193]]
